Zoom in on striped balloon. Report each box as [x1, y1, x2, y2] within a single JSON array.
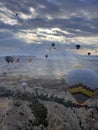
[[64, 69, 98, 104]]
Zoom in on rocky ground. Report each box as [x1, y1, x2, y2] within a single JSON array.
[[0, 74, 98, 130]]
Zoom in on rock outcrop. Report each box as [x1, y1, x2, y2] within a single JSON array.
[[0, 77, 98, 130]]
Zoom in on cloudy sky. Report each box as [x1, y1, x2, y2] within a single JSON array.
[[0, 0, 98, 56]]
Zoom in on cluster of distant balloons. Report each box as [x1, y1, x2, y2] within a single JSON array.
[[75, 44, 93, 55], [5, 42, 96, 64], [45, 42, 56, 58], [45, 43, 94, 59], [5, 43, 96, 64], [5, 56, 32, 64]]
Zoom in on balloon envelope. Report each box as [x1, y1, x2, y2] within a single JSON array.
[[16, 58, 20, 63], [76, 44, 80, 50], [28, 58, 32, 62], [5, 56, 14, 63], [64, 69, 98, 104], [45, 54, 48, 58], [88, 52, 91, 55], [51, 42, 55, 47], [16, 13, 18, 16], [21, 82, 28, 89]]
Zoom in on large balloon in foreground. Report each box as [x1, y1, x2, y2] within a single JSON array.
[[5, 56, 14, 63], [64, 69, 98, 105], [76, 44, 80, 50]]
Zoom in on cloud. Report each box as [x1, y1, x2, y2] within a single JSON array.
[[0, 0, 98, 55]]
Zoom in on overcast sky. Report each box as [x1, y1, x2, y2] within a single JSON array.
[[0, 0, 98, 56]]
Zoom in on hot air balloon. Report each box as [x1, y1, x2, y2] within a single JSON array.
[[5, 56, 14, 64], [21, 82, 28, 89], [51, 42, 55, 47], [76, 44, 80, 50], [45, 54, 48, 58], [64, 69, 98, 105], [88, 52, 91, 56], [28, 58, 32, 62], [16, 58, 20, 63], [16, 13, 18, 16]]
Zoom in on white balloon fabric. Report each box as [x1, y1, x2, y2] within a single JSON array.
[[65, 68, 98, 90], [21, 82, 28, 89]]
